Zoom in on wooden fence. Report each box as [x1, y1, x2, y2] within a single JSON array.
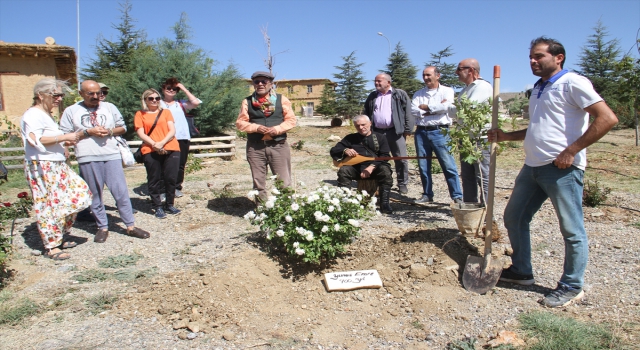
[[0, 136, 236, 170]]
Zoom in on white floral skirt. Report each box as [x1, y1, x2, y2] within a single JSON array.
[[24, 160, 92, 250]]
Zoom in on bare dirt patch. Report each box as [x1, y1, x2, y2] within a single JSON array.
[[0, 119, 639, 349]]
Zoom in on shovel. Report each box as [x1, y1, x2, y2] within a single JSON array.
[[462, 65, 503, 294]]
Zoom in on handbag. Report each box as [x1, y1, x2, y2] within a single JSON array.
[[116, 136, 136, 167], [179, 101, 200, 137], [134, 110, 164, 163]]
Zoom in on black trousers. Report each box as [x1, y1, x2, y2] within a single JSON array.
[[176, 139, 190, 190], [144, 151, 180, 209], [337, 164, 393, 188]]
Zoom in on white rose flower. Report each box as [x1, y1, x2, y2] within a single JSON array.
[[266, 233, 272, 239], [331, 198, 340, 206], [361, 190, 368, 197], [285, 215, 293, 222], [356, 194, 362, 201], [247, 190, 259, 200], [265, 201, 275, 209], [321, 214, 330, 222], [243, 211, 256, 220], [328, 205, 335, 213], [270, 175, 278, 180], [348, 219, 360, 227], [306, 232, 314, 241], [291, 203, 299, 211], [314, 211, 323, 218], [321, 226, 329, 233], [299, 181, 306, 187], [334, 223, 340, 231], [293, 242, 300, 248], [296, 227, 305, 234], [276, 229, 285, 237], [295, 248, 305, 255], [271, 188, 280, 195]]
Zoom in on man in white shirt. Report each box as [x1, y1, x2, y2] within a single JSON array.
[[411, 66, 463, 204], [489, 37, 618, 307], [455, 58, 493, 204]]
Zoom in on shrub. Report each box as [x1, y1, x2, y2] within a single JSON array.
[[244, 180, 376, 264], [185, 154, 203, 174], [583, 177, 611, 207]]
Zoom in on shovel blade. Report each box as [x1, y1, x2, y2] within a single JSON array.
[[462, 255, 502, 294]]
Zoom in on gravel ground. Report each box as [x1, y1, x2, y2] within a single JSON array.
[[0, 118, 639, 349]]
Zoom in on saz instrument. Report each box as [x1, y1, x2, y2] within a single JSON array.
[[333, 154, 436, 168]]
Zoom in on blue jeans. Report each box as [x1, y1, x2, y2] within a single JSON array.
[[414, 128, 462, 200], [504, 163, 587, 288]]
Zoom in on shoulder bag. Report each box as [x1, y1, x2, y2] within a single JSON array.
[[134, 110, 164, 163]]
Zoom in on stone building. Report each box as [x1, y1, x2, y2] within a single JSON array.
[[0, 38, 77, 127], [246, 78, 336, 116]]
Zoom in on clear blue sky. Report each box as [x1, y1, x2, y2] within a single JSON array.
[[1, 0, 638, 92]]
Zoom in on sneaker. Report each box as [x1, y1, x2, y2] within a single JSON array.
[[541, 283, 584, 308], [499, 267, 535, 285], [175, 189, 184, 198], [160, 193, 167, 203], [453, 197, 464, 204], [398, 185, 408, 194], [164, 205, 181, 215], [415, 195, 433, 204], [155, 208, 167, 219]]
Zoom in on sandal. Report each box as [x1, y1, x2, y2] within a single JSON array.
[[45, 249, 70, 260], [61, 241, 78, 249]]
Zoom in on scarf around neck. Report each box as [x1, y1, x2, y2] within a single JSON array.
[[251, 91, 277, 117]]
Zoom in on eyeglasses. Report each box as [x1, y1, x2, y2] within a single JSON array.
[[101, 91, 109, 96], [85, 91, 101, 96], [147, 96, 162, 102], [456, 66, 472, 72], [253, 79, 271, 85], [165, 86, 180, 92]]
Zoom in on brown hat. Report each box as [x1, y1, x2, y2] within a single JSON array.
[[98, 83, 109, 89], [251, 71, 274, 80]]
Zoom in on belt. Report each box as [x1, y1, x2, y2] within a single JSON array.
[[416, 125, 449, 131], [374, 126, 394, 131], [249, 139, 286, 145]]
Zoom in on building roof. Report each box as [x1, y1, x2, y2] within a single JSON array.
[[0, 40, 77, 84]]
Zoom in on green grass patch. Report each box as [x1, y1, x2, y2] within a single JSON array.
[[0, 298, 40, 325], [630, 221, 640, 229], [519, 311, 627, 349], [0, 290, 12, 303], [72, 269, 110, 283], [86, 292, 118, 315], [98, 253, 143, 269], [112, 267, 157, 281]]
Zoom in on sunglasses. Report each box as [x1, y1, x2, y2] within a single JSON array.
[[253, 79, 271, 85], [85, 91, 102, 96], [165, 86, 180, 92], [49, 93, 65, 99], [147, 96, 162, 102], [101, 91, 108, 96]]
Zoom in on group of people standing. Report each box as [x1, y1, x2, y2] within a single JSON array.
[[20, 77, 200, 260], [245, 37, 618, 308]]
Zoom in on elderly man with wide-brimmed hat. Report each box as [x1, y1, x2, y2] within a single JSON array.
[[236, 71, 296, 201]]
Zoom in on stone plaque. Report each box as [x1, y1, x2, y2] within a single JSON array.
[[324, 269, 383, 291]]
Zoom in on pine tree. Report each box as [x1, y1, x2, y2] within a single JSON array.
[[98, 12, 246, 137], [426, 46, 463, 90], [333, 51, 368, 119], [576, 20, 622, 99], [82, 0, 147, 81], [316, 82, 338, 118], [382, 42, 422, 97]]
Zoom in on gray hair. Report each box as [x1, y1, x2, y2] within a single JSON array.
[[352, 115, 370, 124], [377, 73, 392, 83], [32, 78, 68, 104]]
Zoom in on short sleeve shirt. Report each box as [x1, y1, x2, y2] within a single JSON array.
[[525, 72, 603, 170]]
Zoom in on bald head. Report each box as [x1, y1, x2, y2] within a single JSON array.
[[80, 80, 101, 107], [456, 58, 481, 86]]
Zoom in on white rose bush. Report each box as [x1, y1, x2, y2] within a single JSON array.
[[244, 181, 377, 264]]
